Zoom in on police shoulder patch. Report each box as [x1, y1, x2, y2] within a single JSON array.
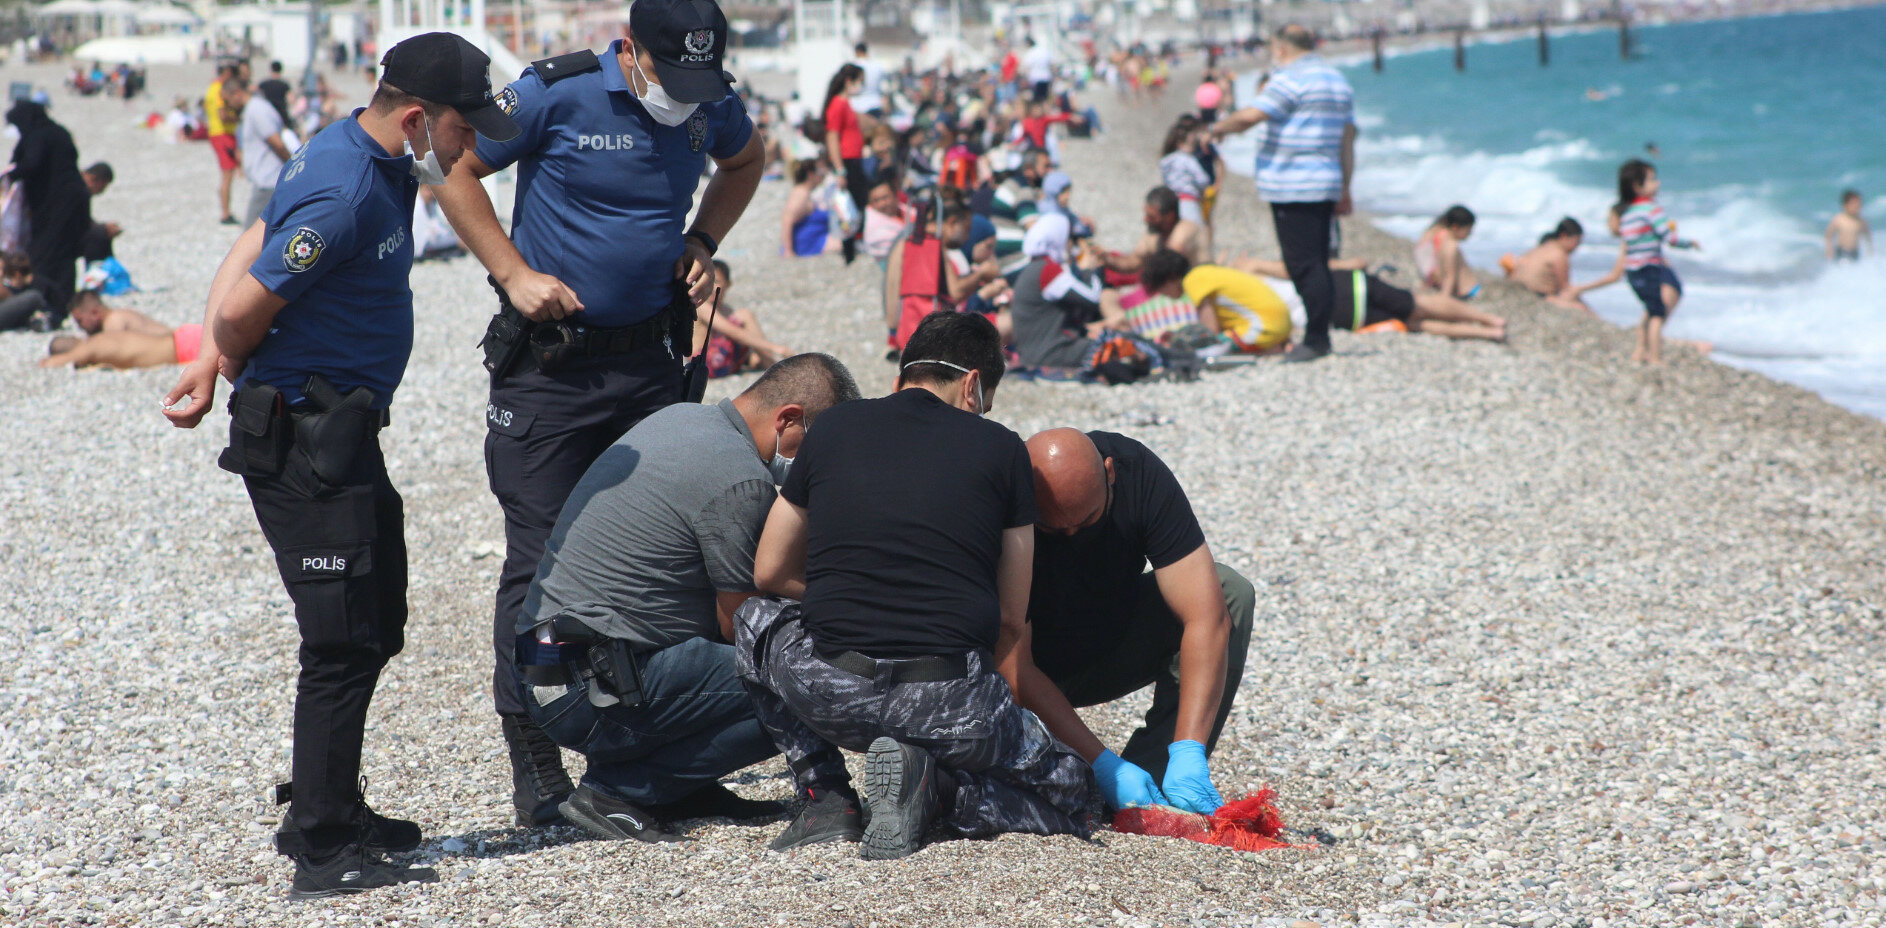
[[495, 85, 520, 117], [283, 227, 326, 274]]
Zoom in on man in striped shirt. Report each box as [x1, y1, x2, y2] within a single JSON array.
[[1211, 24, 1356, 362]]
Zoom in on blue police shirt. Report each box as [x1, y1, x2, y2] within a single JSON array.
[[243, 111, 418, 409], [475, 41, 755, 326]]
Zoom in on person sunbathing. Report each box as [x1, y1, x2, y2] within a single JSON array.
[[1230, 256, 1507, 342], [41, 290, 200, 369]]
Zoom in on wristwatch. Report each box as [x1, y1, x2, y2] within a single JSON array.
[[684, 229, 718, 256]]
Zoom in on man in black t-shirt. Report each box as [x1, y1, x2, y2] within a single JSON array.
[[735, 311, 1101, 860], [1026, 428, 1256, 816]]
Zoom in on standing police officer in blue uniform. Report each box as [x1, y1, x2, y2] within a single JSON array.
[[433, 0, 765, 828], [161, 33, 519, 898]]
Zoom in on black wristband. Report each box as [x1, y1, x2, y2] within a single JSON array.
[[685, 230, 718, 256]]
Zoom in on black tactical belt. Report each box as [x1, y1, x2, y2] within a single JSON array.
[[522, 664, 575, 685], [548, 312, 674, 357], [816, 649, 975, 683]]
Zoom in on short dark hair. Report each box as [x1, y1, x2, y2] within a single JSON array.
[[72, 289, 105, 310], [854, 42, 868, 55], [744, 353, 861, 424], [899, 312, 1006, 393], [1275, 24, 1315, 51], [1145, 186, 1180, 217], [1842, 189, 1862, 204], [0, 251, 29, 277], [269, 60, 283, 74], [83, 162, 113, 185], [711, 259, 731, 280], [370, 81, 450, 120], [1139, 249, 1191, 292], [1438, 205, 1476, 229]]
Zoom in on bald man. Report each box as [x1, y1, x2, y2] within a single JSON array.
[[1024, 428, 1255, 815]]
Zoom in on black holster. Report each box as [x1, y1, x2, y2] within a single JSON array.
[[292, 375, 380, 486], [480, 276, 536, 386], [545, 616, 647, 708], [217, 383, 290, 477]]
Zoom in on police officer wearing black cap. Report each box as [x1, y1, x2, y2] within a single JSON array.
[[161, 32, 518, 898], [433, 0, 765, 828]]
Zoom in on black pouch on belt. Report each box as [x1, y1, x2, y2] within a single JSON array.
[[216, 383, 289, 476], [292, 375, 379, 486], [528, 322, 580, 374]]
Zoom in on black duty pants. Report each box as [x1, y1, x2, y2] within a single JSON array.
[[1270, 200, 1338, 352], [842, 158, 872, 239], [485, 346, 681, 716], [1038, 564, 1255, 783], [242, 433, 407, 856]]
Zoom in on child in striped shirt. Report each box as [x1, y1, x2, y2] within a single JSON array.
[[1612, 159, 1699, 365]]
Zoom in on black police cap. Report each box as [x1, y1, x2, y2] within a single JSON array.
[[380, 32, 519, 142], [630, 0, 737, 105]]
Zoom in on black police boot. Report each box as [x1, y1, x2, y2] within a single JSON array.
[[286, 842, 437, 900], [769, 786, 864, 852], [502, 714, 574, 827], [273, 781, 422, 855], [860, 737, 938, 861], [647, 782, 789, 823]]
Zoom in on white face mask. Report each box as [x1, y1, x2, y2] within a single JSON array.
[[403, 115, 446, 186], [902, 359, 985, 416], [631, 47, 700, 127]]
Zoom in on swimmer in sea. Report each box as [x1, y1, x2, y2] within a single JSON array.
[[1504, 217, 1597, 314], [1825, 189, 1871, 263], [1414, 205, 1482, 300]]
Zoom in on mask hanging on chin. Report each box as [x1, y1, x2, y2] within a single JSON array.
[[404, 116, 447, 186], [631, 47, 700, 127]]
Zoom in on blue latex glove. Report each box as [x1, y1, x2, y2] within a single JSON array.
[[1091, 749, 1167, 810], [1162, 740, 1224, 814]]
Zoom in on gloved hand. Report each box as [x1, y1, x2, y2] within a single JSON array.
[[1091, 749, 1167, 810], [1162, 740, 1224, 815]]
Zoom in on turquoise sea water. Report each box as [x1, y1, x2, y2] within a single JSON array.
[[1231, 7, 1886, 418]]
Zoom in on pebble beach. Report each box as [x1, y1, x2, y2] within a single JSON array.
[[5, 56, 1886, 928]]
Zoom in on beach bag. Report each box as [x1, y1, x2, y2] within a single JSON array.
[[1088, 336, 1153, 385], [82, 257, 137, 296]]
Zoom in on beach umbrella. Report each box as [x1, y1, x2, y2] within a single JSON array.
[[36, 0, 106, 15], [133, 3, 201, 27]]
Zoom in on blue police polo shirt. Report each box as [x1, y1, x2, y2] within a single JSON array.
[[243, 112, 418, 410], [475, 41, 755, 326]]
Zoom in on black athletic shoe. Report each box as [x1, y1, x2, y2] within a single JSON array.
[[273, 782, 423, 854], [1281, 343, 1331, 364], [559, 785, 684, 843], [287, 844, 437, 900], [502, 715, 574, 827], [769, 788, 864, 852], [648, 782, 789, 822], [861, 737, 937, 861]]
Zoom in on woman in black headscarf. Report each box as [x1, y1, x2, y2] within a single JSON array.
[[7, 99, 92, 326]]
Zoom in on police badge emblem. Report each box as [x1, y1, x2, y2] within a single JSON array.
[[684, 29, 714, 55], [687, 109, 708, 152], [495, 86, 520, 117], [283, 227, 326, 274]]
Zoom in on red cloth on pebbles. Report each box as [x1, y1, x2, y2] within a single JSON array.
[[1111, 789, 1296, 853]]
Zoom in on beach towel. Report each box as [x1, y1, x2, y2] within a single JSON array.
[[1111, 789, 1295, 853]]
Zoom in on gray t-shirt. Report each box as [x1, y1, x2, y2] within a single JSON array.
[[516, 399, 777, 649], [238, 96, 286, 190]]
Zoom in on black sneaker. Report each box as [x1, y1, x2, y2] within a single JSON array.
[[769, 788, 864, 852], [502, 715, 574, 827], [860, 737, 937, 861], [273, 782, 423, 854], [559, 785, 684, 843], [648, 782, 789, 822], [287, 844, 437, 900], [1281, 343, 1331, 364]]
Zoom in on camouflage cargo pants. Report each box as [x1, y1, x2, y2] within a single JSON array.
[[733, 598, 1102, 839]]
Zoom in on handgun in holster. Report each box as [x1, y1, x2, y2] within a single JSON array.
[[293, 375, 379, 486], [548, 615, 647, 709], [480, 275, 537, 386]]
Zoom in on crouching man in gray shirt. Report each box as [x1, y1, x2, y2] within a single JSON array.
[[511, 353, 861, 841]]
